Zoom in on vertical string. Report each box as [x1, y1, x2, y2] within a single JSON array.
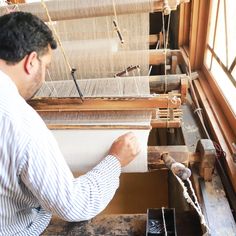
[[162, 11, 171, 94], [112, 0, 118, 22], [161, 207, 168, 236], [162, 10, 171, 128], [163, 0, 171, 15], [112, 0, 124, 44], [46, 69, 58, 97], [162, 12, 167, 93], [41, 0, 72, 72]]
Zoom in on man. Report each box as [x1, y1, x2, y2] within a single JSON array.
[[0, 12, 140, 235]]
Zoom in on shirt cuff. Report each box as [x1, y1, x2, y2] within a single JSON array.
[[102, 155, 121, 176]]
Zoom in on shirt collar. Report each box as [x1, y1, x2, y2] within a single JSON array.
[[0, 69, 19, 94]]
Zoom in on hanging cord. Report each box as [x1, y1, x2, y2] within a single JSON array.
[[165, 29, 170, 129], [161, 207, 168, 236], [162, 10, 171, 94], [186, 59, 236, 223], [40, 0, 83, 101], [112, 0, 124, 44], [161, 153, 209, 231], [166, 94, 170, 128], [175, 175, 210, 232], [213, 142, 226, 159], [161, 10, 171, 128], [162, 12, 166, 90], [161, 12, 168, 127], [166, 12, 171, 93], [186, 59, 210, 139]]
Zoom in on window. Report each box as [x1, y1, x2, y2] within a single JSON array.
[[205, 0, 236, 115]]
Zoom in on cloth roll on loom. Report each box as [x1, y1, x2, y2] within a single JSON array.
[[53, 129, 150, 174], [42, 110, 152, 174]]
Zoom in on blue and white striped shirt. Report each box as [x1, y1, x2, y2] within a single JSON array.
[[0, 70, 121, 236]]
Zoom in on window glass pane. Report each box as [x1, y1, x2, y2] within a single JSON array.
[[212, 58, 236, 115], [227, 0, 236, 67], [208, 0, 218, 48], [214, 0, 227, 66]]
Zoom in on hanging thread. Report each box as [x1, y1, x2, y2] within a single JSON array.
[[174, 174, 210, 232]]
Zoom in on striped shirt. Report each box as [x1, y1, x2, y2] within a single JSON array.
[[0, 70, 121, 236]]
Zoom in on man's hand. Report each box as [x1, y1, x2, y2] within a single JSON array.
[[108, 132, 141, 167]]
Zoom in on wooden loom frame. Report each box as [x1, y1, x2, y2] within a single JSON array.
[[29, 48, 190, 129]]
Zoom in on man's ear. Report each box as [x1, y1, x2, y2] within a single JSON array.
[[24, 51, 38, 75]]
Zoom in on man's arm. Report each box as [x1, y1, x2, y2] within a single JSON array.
[[20, 131, 139, 221]]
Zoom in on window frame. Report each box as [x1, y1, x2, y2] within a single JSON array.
[[179, 0, 236, 135], [179, 0, 236, 191]]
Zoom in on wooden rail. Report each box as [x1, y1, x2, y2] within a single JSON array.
[[29, 96, 181, 111]]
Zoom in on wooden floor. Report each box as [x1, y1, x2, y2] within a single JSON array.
[[42, 212, 202, 236]]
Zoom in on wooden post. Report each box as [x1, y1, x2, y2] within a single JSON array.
[[171, 55, 178, 74], [180, 77, 188, 103], [196, 139, 216, 181]]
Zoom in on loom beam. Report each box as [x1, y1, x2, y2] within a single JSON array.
[[50, 49, 186, 67], [45, 121, 181, 129], [29, 96, 182, 128], [40, 74, 187, 96], [28, 96, 181, 111], [149, 74, 188, 93], [0, 0, 190, 22]]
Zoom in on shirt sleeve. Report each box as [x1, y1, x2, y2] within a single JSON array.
[[20, 130, 121, 222]]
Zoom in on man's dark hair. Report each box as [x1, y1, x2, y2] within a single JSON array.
[[0, 11, 57, 64]]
